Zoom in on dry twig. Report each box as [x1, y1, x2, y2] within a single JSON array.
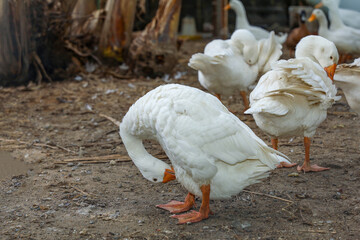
[[32, 52, 52, 82], [105, 70, 134, 79], [55, 154, 168, 165], [0, 138, 75, 153], [99, 113, 120, 126], [63, 154, 129, 162], [281, 202, 296, 218], [299, 229, 336, 234], [328, 111, 358, 117], [64, 40, 102, 65], [71, 185, 96, 197]]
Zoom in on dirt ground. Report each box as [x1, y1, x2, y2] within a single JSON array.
[[0, 40, 360, 240]]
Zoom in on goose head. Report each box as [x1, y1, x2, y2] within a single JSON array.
[[119, 125, 176, 184], [225, 0, 245, 15], [295, 35, 339, 80], [230, 29, 259, 64], [308, 9, 327, 23], [138, 159, 175, 183]]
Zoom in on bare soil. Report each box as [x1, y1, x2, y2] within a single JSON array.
[[0, 40, 359, 240]]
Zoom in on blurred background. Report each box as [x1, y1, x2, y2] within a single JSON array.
[[0, 0, 359, 86]]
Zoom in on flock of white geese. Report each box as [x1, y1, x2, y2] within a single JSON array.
[[115, 0, 360, 224]]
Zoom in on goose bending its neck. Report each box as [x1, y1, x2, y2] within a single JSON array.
[[120, 128, 174, 183], [119, 84, 291, 224]]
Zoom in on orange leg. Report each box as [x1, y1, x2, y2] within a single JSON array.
[[240, 91, 249, 112], [271, 138, 278, 150], [171, 185, 211, 224], [272, 138, 297, 168], [297, 137, 329, 172], [156, 193, 195, 213]]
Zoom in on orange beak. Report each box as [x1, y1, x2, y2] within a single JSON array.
[[224, 4, 231, 10], [324, 63, 337, 82], [308, 13, 317, 22], [162, 166, 176, 183], [314, 2, 324, 8]]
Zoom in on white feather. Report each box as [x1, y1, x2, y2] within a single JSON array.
[[188, 29, 282, 98], [334, 58, 360, 114]]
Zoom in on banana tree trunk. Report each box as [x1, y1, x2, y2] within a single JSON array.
[[99, 0, 137, 61], [68, 0, 98, 37], [128, 0, 182, 77]]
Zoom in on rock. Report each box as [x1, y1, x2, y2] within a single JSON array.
[[240, 221, 251, 229], [76, 206, 94, 216], [92, 177, 101, 182]]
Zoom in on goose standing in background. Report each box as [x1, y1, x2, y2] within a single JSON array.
[[245, 36, 340, 172], [224, 0, 287, 44], [315, 0, 360, 30], [120, 84, 291, 224], [188, 29, 282, 112], [308, 9, 360, 63], [334, 58, 360, 114]]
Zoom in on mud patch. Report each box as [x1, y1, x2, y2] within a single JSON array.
[[0, 151, 30, 180]]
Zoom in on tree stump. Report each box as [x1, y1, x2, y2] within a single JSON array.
[[0, 0, 31, 85]]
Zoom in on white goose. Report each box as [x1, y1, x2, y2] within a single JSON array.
[[120, 84, 291, 224], [309, 9, 360, 61], [315, 0, 360, 30], [334, 58, 360, 114], [188, 29, 282, 111], [224, 0, 287, 44], [245, 36, 340, 172]]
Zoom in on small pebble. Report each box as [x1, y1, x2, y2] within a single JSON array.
[[241, 221, 251, 229], [93, 177, 101, 182]]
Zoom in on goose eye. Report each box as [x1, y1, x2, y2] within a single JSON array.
[[330, 56, 333, 60], [153, 178, 158, 182]]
